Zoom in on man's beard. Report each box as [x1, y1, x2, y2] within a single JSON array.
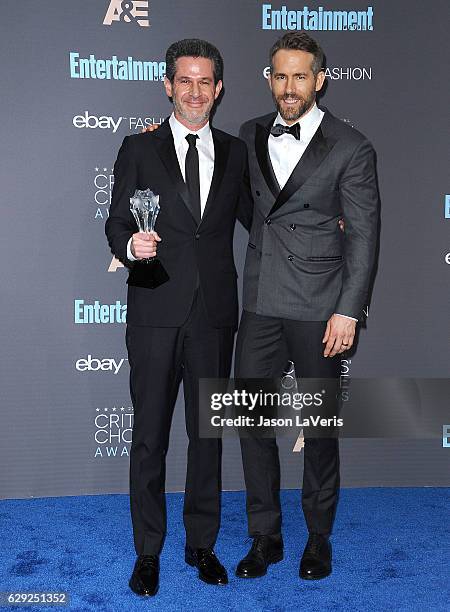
[[274, 90, 316, 122], [173, 97, 211, 126]]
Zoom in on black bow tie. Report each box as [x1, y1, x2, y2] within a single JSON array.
[[270, 123, 301, 140]]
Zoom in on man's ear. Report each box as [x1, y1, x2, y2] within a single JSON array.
[[267, 73, 273, 93], [164, 76, 173, 98], [214, 79, 223, 100], [315, 70, 325, 93]]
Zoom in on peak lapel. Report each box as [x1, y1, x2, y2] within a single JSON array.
[[153, 120, 197, 224], [268, 124, 336, 217], [255, 118, 280, 200]]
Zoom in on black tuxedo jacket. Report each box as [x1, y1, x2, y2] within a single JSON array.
[[239, 108, 379, 321], [106, 119, 253, 328]]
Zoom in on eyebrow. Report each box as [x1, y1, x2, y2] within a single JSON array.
[[176, 75, 213, 80], [274, 71, 308, 77]]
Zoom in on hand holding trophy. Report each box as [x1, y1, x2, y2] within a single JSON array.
[[127, 189, 170, 289]]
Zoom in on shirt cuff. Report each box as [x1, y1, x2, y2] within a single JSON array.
[[335, 313, 358, 322], [127, 237, 137, 262]]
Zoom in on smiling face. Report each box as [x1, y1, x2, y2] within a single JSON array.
[[269, 49, 325, 124], [164, 56, 222, 130]]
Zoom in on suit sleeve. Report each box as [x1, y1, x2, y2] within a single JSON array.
[[236, 143, 254, 232], [334, 139, 379, 319], [236, 127, 254, 232], [105, 136, 138, 268]]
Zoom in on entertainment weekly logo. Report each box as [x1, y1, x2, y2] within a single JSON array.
[[74, 300, 127, 324], [261, 4, 374, 31], [104, 0, 150, 27], [444, 195, 450, 219], [93, 406, 134, 458], [443, 426, 450, 448], [69, 52, 165, 81]]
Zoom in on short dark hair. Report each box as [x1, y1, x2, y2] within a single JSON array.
[[165, 38, 223, 84], [270, 32, 324, 75]]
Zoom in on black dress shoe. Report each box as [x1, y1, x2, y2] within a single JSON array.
[[185, 547, 228, 585], [299, 534, 332, 580], [235, 535, 284, 578], [129, 555, 159, 596]]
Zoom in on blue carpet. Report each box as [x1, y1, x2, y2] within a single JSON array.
[[1, 489, 449, 611]]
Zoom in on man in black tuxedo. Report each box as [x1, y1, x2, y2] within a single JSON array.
[[235, 32, 379, 581], [106, 39, 252, 596]]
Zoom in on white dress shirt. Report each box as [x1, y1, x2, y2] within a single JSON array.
[[168, 112, 215, 213], [268, 103, 324, 189], [268, 104, 356, 322], [127, 113, 214, 261]]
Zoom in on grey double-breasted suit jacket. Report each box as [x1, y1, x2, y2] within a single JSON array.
[[239, 107, 379, 321]]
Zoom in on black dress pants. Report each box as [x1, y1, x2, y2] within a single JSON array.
[[235, 310, 340, 537], [127, 291, 234, 555]]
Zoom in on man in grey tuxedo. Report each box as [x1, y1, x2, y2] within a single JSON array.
[[235, 32, 379, 581]]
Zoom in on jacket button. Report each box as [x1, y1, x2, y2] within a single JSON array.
[[288, 255, 294, 261], [290, 224, 296, 231], [265, 218, 271, 225], [256, 190, 261, 196], [195, 233, 200, 239], [304, 203, 310, 209]]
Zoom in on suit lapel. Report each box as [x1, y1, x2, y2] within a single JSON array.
[[153, 119, 197, 224], [199, 128, 230, 226], [268, 113, 337, 217], [255, 117, 280, 200]]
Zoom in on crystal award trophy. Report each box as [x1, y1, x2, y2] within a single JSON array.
[[127, 189, 169, 289]]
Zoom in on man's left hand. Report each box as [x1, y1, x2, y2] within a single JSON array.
[[322, 314, 356, 357]]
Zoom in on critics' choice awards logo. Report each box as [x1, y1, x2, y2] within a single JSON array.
[[340, 358, 351, 402], [104, 0, 150, 27], [73, 113, 164, 134], [90, 167, 133, 272], [286, 356, 353, 453], [90, 167, 129, 272], [261, 4, 374, 30], [93, 167, 113, 220], [94, 406, 134, 458]]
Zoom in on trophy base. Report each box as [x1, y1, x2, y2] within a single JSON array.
[[127, 258, 169, 289]]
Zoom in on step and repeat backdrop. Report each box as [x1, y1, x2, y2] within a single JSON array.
[[0, 0, 448, 498]]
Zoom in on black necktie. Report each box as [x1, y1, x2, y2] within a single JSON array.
[[270, 122, 301, 140], [185, 133, 201, 223]]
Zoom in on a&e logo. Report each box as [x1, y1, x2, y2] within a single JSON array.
[[104, 0, 150, 27]]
